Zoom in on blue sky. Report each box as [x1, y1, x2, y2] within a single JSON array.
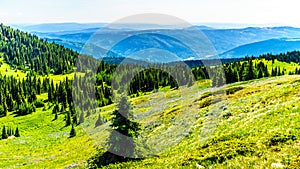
[[1, 0, 300, 26]]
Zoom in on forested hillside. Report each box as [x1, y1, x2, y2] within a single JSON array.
[[0, 23, 300, 168], [0, 24, 77, 74]]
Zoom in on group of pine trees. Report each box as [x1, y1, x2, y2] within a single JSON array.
[[0, 72, 78, 117], [0, 74, 45, 116], [259, 51, 300, 63], [111, 63, 194, 95], [1, 125, 20, 139], [0, 24, 77, 75], [191, 58, 299, 87]]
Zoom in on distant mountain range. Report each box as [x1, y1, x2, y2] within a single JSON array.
[[12, 23, 300, 61], [12, 23, 107, 33], [220, 38, 300, 58]]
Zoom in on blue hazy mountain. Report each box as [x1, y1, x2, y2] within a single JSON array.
[[14, 23, 300, 61], [203, 26, 300, 53], [220, 38, 300, 58], [11, 23, 106, 33]]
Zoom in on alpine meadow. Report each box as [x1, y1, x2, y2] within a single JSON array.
[[1, 1, 300, 168]]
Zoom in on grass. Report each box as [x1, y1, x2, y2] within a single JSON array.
[[100, 75, 300, 168], [0, 59, 300, 168], [0, 57, 85, 84], [0, 104, 96, 168], [0, 58, 28, 79]]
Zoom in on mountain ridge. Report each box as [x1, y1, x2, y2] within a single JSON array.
[[17, 24, 300, 61]]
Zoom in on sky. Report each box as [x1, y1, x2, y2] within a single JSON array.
[[1, 0, 300, 27]]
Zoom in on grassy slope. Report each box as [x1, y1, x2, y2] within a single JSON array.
[[0, 60, 89, 168], [0, 60, 300, 168], [104, 75, 300, 169], [0, 57, 84, 84]]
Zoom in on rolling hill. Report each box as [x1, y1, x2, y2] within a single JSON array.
[[220, 38, 300, 58], [14, 24, 300, 61]]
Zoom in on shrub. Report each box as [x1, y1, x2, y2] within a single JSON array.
[[16, 102, 36, 116], [34, 100, 45, 108], [225, 86, 244, 95], [222, 111, 232, 119], [197, 139, 256, 166], [268, 131, 297, 146]]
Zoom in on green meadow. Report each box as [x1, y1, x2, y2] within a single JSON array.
[[0, 58, 299, 168]]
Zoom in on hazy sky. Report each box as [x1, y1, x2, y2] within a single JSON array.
[[1, 0, 300, 26]]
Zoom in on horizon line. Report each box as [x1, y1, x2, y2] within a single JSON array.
[[6, 22, 300, 30]]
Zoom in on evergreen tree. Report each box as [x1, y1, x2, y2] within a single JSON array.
[[278, 67, 281, 76], [69, 124, 76, 138], [0, 106, 5, 116], [86, 110, 91, 117], [79, 112, 85, 124], [95, 114, 104, 127], [7, 127, 12, 136], [72, 114, 78, 125], [264, 66, 270, 77], [52, 103, 59, 114], [244, 60, 255, 80], [258, 69, 263, 79], [2, 126, 8, 139], [15, 127, 20, 137], [108, 95, 141, 158], [54, 111, 58, 121], [65, 111, 71, 126]]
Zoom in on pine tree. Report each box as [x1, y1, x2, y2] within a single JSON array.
[[95, 114, 103, 127], [54, 111, 58, 120], [0, 106, 5, 116], [7, 127, 11, 136], [69, 124, 76, 138], [216, 71, 226, 87], [108, 95, 141, 158], [72, 114, 78, 125], [258, 69, 263, 79], [264, 66, 270, 77], [79, 112, 84, 124], [15, 127, 20, 137], [86, 110, 91, 117], [52, 103, 59, 114], [2, 126, 8, 139], [212, 70, 218, 87], [65, 111, 71, 126], [3, 101, 8, 116], [245, 60, 255, 80]]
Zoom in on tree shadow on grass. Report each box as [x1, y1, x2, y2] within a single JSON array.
[[88, 151, 144, 168], [11, 111, 30, 117]]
